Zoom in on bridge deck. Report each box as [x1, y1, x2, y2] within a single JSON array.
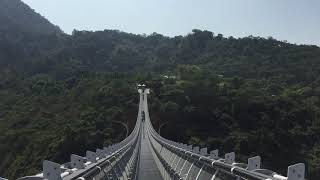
[[137, 121, 163, 180]]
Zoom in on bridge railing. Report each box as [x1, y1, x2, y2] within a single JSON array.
[[142, 89, 305, 180], [18, 91, 145, 180], [14, 88, 306, 180]]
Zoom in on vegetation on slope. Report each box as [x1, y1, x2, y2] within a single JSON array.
[[0, 73, 140, 178], [147, 66, 320, 179], [0, 3, 319, 178], [0, 0, 61, 35]]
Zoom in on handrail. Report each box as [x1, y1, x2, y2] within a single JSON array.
[[14, 88, 306, 180], [142, 88, 305, 180], [66, 91, 144, 180], [18, 91, 145, 180]]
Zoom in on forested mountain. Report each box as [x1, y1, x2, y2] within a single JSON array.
[[0, 0, 61, 35], [0, 0, 64, 83], [3, 29, 320, 84], [0, 2, 320, 179]]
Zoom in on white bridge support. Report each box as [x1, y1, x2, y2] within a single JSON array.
[[16, 88, 305, 180]]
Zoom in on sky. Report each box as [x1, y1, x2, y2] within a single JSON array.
[[21, 0, 320, 46]]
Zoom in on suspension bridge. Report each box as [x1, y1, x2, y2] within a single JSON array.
[[9, 87, 305, 180]]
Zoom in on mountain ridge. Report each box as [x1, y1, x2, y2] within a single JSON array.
[[0, 2, 320, 180], [0, 0, 61, 35]]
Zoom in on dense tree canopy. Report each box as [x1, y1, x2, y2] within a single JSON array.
[[0, 1, 319, 179], [148, 66, 320, 179]]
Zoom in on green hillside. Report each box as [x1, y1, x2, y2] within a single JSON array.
[[0, 2, 319, 179]]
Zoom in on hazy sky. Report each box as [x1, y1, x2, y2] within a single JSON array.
[[22, 0, 319, 45]]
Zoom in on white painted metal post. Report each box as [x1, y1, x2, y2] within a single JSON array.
[[224, 152, 235, 164], [247, 156, 261, 170], [86, 151, 98, 163], [70, 154, 86, 169], [210, 149, 219, 159], [43, 160, 63, 180], [200, 148, 208, 156], [287, 163, 305, 180]]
